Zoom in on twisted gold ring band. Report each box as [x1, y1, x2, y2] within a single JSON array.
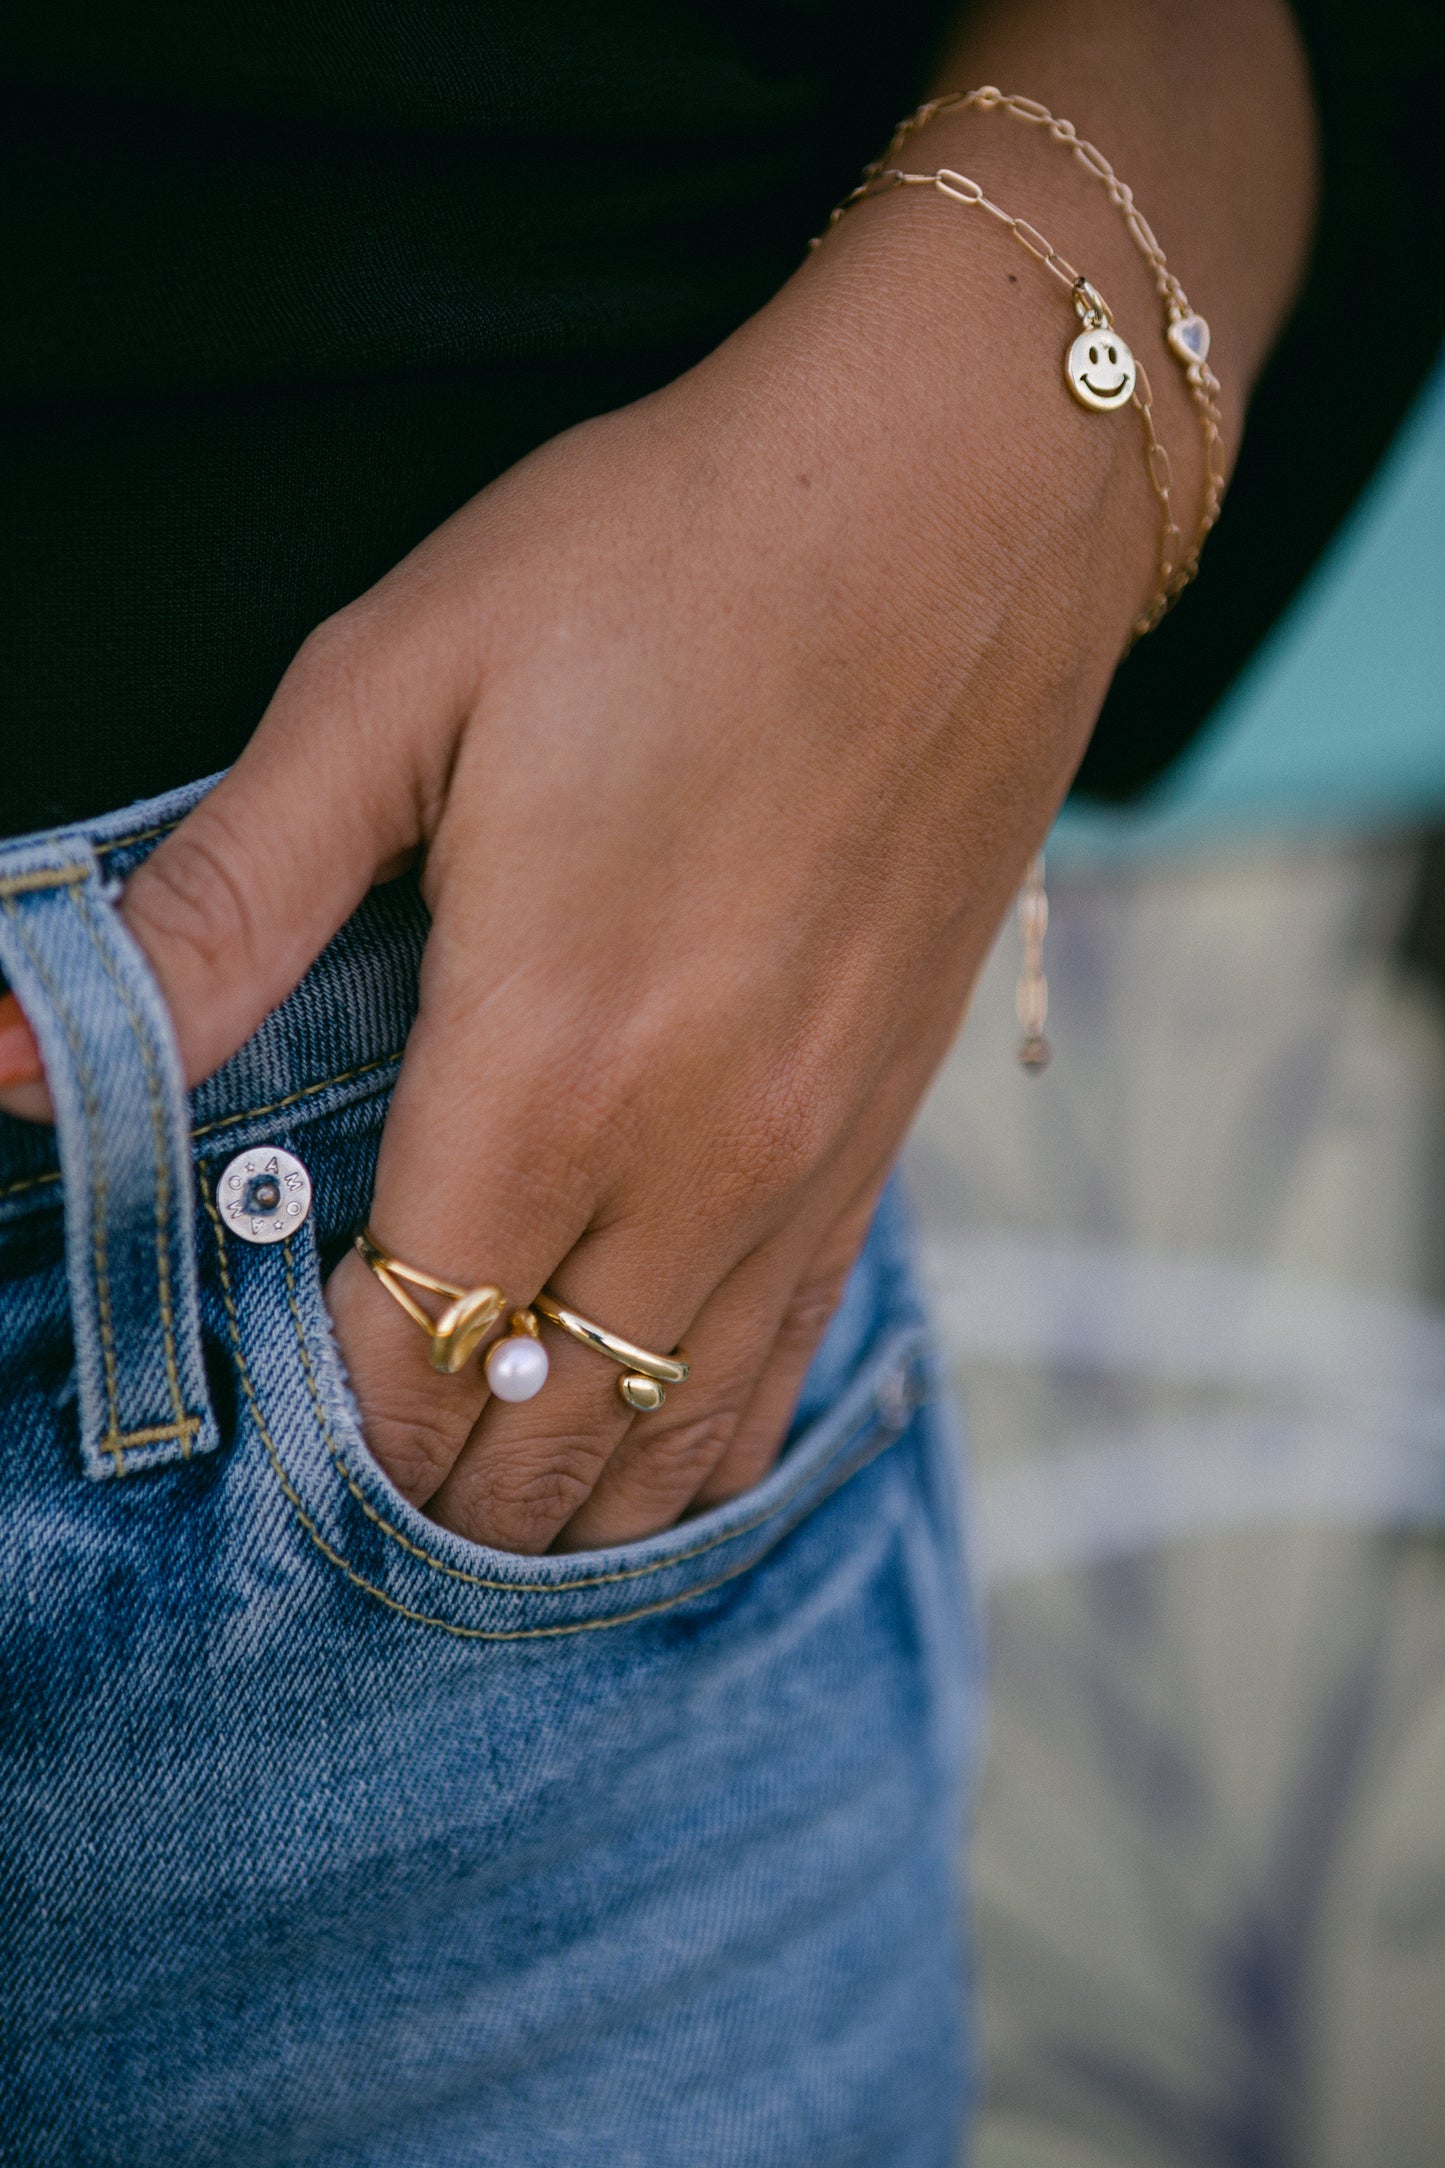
[[531, 1291, 690, 1412]]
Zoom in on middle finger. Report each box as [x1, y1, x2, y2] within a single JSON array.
[[424, 1214, 717, 1552]]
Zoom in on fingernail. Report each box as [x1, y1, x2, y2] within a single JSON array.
[[0, 993, 43, 1087]]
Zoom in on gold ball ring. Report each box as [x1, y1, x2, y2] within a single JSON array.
[[531, 1291, 690, 1411]]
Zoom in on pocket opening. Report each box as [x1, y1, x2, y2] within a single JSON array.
[[205, 1189, 935, 1640]]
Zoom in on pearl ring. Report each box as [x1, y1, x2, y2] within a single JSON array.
[[353, 1229, 550, 1399]]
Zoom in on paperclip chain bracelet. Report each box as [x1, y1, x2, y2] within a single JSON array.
[[814, 88, 1231, 1069], [823, 85, 1228, 612], [816, 165, 1181, 644]]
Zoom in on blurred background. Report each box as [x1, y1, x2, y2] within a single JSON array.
[[904, 351, 1445, 2164]]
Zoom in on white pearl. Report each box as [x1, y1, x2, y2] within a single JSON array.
[[485, 1334, 549, 1402]]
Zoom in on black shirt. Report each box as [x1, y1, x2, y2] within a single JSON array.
[[3, 1, 1441, 836]]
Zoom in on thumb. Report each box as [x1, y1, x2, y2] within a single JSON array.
[[123, 677, 421, 1090], [0, 992, 48, 1119], [0, 614, 443, 1118]]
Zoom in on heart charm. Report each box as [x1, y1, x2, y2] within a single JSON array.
[[1167, 314, 1211, 366]]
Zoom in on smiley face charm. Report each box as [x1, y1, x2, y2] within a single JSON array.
[[1065, 325, 1137, 412]]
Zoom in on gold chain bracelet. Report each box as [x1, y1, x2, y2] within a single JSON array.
[[814, 88, 1231, 1070], [816, 164, 1181, 645], [887, 88, 1226, 585], [820, 85, 1227, 619]]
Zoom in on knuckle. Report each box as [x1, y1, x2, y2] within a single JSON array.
[[277, 607, 406, 758], [472, 1435, 611, 1550], [626, 1407, 742, 1500], [357, 1390, 470, 1505], [775, 1269, 850, 1357], [720, 1054, 845, 1222], [740, 1101, 817, 1202], [692, 1430, 782, 1512], [523, 1042, 647, 1182], [126, 808, 264, 984], [286, 608, 370, 699]]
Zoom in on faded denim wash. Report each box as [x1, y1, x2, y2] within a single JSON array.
[[0, 779, 977, 2166]]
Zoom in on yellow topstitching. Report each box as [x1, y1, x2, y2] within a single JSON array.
[[72, 884, 193, 1446], [202, 1181, 915, 1638]]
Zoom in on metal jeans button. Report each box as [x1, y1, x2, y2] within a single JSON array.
[[218, 1148, 313, 1243]]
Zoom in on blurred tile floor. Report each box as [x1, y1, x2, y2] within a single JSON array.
[[903, 838, 1445, 2166]]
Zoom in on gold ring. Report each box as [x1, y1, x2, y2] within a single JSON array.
[[354, 1228, 508, 1376], [531, 1290, 690, 1412]]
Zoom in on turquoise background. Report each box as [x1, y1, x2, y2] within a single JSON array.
[[1058, 350, 1445, 863]]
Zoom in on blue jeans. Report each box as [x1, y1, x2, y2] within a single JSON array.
[[0, 779, 977, 2166]]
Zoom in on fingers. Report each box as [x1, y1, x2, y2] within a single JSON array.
[[688, 1179, 886, 1513], [324, 1111, 600, 1521], [329, 796, 767, 1539], [579, 995, 954, 1536], [474, 1240, 779, 1560], [0, 992, 47, 1120], [0, 693, 399, 1121], [404, 974, 868, 1554], [0, 575, 474, 1127], [547, 1230, 840, 1553], [324, 1246, 501, 1508], [327, 948, 719, 1534], [420, 1209, 715, 1554], [388, 925, 968, 1555], [1, 601, 460, 1126], [430, 1160, 887, 1558]]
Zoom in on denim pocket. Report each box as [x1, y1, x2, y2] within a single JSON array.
[[202, 1167, 935, 1641]]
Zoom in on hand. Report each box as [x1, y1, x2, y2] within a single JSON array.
[[0, 190, 1172, 1552], [201, 285, 1166, 1551], [2, 0, 1317, 1549]]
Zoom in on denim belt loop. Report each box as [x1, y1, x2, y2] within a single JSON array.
[[0, 837, 219, 1479]]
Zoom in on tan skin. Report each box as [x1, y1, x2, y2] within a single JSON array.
[[0, 0, 1318, 1554]]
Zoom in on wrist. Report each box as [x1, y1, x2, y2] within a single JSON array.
[[666, 0, 1317, 696], [667, 154, 1165, 698]]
